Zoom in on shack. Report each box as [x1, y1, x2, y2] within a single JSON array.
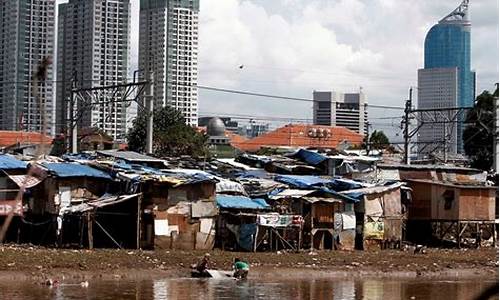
[[269, 188, 356, 251], [342, 182, 406, 250], [215, 194, 303, 252], [23, 162, 118, 247], [0, 155, 31, 217], [406, 179, 497, 247], [92, 160, 219, 250], [0, 155, 46, 243]]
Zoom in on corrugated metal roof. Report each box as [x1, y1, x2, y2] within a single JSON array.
[[378, 163, 482, 173], [42, 163, 112, 179], [0, 155, 28, 170], [216, 195, 270, 210], [406, 179, 497, 189], [97, 150, 166, 163]]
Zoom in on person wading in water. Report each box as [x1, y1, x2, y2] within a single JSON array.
[[232, 258, 249, 279]]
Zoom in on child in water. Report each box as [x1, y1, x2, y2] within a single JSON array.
[[232, 258, 249, 279]]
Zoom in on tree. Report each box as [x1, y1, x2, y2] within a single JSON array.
[[463, 87, 497, 171], [127, 106, 208, 157], [369, 130, 390, 150]]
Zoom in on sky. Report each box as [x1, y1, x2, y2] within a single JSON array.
[[57, 0, 499, 141]]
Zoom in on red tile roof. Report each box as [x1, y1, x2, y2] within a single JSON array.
[[231, 124, 363, 152], [0, 131, 53, 147]]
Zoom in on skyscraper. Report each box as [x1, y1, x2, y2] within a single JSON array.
[[313, 90, 368, 135], [56, 0, 131, 140], [417, 0, 473, 155], [139, 0, 199, 127], [0, 1, 56, 134]]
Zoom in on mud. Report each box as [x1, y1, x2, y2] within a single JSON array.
[[0, 244, 497, 281]]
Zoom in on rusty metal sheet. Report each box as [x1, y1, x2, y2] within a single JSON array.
[[7, 175, 43, 189], [383, 218, 403, 240]]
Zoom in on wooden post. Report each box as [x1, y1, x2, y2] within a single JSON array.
[[253, 225, 259, 252], [87, 212, 93, 249], [310, 205, 315, 251], [492, 223, 497, 247], [0, 212, 14, 243], [476, 223, 481, 248], [298, 224, 302, 251], [136, 194, 142, 249], [457, 222, 461, 248]]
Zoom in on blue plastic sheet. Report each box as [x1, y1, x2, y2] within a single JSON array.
[[216, 195, 270, 210], [0, 155, 27, 170], [238, 223, 257, 251]]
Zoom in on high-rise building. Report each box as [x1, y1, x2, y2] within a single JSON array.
[[313, 90, 368, 135], [0, 1, 56, 134], [139, 0, 199, 127], [417, 0, 473, 155], [56, 0, 131, 141]]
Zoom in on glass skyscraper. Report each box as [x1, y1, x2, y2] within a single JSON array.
[[418, 0, 473, 155]]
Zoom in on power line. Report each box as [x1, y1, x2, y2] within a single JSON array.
[[1, 80, 406, 110]]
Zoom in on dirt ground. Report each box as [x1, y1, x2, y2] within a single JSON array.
[[0, 244, 497, 281]]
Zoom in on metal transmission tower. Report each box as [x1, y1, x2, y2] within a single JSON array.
[[68, 78, 150, 153], [401, 93, 472, 164]]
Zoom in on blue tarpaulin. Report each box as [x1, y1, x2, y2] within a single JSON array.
[[216, 195, 270, 210], [42, 163, 112, 179], [289, 149, 328, 166], [274, 175, 332, 189], [0, 155, 28, 170], [239, 224, 257, 251]]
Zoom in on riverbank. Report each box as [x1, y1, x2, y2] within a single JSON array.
[[0, 244, 497, 281]]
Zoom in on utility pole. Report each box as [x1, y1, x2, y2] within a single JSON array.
[[70, 73, 78, 154], [145, 71, 154, 154], [365, 121, 371, 155], [494, 83, 499, 173], [403, 87, 412, 165], [443, 124, 447, 163]]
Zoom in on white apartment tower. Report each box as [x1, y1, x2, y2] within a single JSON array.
[[0, 1, 55, 134], [313, 90, 368, 135], [139, 0, 199, 126], [56, 0, 131, 140], [417, 68, 459, 156]]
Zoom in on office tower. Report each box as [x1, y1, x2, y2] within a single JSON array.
[[417, 0, 473, 155], [139, 0, 199, 126], [313, 90, 368, 135], [0, 1, 56, 134], [56, 0, 131, 141]]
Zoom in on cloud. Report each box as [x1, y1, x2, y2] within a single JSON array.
[[56, 0, 498, 141]]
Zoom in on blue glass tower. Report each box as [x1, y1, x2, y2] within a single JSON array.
[[423, 0, 473, 153]]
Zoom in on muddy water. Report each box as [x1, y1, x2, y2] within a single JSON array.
[[0, 278, 496, 300]]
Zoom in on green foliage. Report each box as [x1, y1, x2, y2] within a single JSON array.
[[127, 106, 208, 157], [50, 134, 67, 156], [463, 88, 497, 170], [369, 130, 390, 150]]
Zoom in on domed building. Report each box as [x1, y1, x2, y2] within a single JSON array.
[[207, 117, 230, 145]]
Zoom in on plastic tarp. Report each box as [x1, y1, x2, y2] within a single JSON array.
[[274, 175, 332, 189], [0, 155, 27, 170], [216, 195, 270, 210], [215, 178, 247, 195], [239, 223, 257, 251], [289, 149, 328, 166], [60, 193, 141, 214], [42, 163, 112, 179], [257, 213, 301, 227], [342, 211, 356, 230], [364, 221, 384, 239]]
